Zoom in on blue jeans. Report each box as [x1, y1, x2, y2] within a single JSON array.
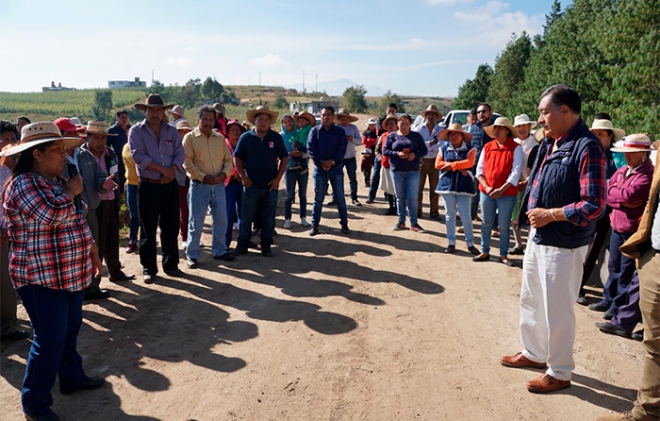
[[126, 183, 139, 241], [480, 192, 516, 256], [600, 230, 636, 313], [19, 285, 88, 416], [311, 165, 348, 227], [225, 183, 242, 248], [392, 170, 420, 225], [284, 169, 308, 219], [344, 157, 358, 201], [187, 181, 228, 259], [237, 186, 278, 250], [441, 193, 474, 246], [368, 158, 381, 201]]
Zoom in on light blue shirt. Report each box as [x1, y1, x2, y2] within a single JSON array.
[[414, 123, 444, 159], [338, 123, 362, 159]]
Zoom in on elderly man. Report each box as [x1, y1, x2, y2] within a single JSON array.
[[129, 94, 186, 283], [83, 121, 135, 285], [332, 108, 363, 206], [594, 139, 660, 421], [414, 105, 444, 220], [501, 85, 606, 393], [107, 110, 131, 189], [182, 105, 234, 268], [233, 106, 288, 257], [308, 106, 350, 236]]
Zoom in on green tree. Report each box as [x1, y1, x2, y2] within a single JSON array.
[[453, 64, 493, 110], [343, 85, 368, 113], [149, 80, 165, 94], [273, 93, 288, 109], [487, 32, 532, 117], [379, 91, 406, 114], [92, 90, 113, 121], [201, 77, 224, 101]]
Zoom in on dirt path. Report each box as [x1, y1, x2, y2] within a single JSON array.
[[0, 168, 643, 421]]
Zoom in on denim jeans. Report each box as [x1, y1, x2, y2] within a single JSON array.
[[344, 157, 358, 201], [19, 285, 88, 416], [126, 183, 139, 241], [284, 169, 308, 219], [237, 186, 278, 251], [441, 193, 474, 246], [368, 158, 381, 201], [187, 181, 228, 259], [600, 230, 636, 313], [480, 192, 516, 256], [311, 165, 348, 227], [225, 183, 242, 248], [392, 170, 420, 225]]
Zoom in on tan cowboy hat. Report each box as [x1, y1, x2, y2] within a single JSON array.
[[245, 105, 279, 125], [484, 117, 519, 139], [513, 114, 538, 129], [334, 108, 359, 123], [3, 122, 83, 157], [84, 121, 117, 137], [176, 120, 194, 133], [421, 104, 443, 120], [134, 94, 173, 111], [611, 133, 654, 153], [438, 123, 472, 143], [167, 105, 185, 117], [296, 112, 316, 127], [382, 115, 398, 129], [533, 128, 545, 142], [213, 103, 226, 116], [653, 139, 660, 150], [590, 119, 625, 141]]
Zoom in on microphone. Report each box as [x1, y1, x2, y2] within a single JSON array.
[[67, 163, 84, 213]]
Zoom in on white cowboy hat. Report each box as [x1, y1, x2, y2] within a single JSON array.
[[513, 114, 538, 129], [484, 117, 519, 140], [590, 119, 625, 141], [85, 121, 118, 137], [438, 122, 472, 143], [610, 133, 654, 153], [245, 105, 279, 125], [334, 108, 359, 123], [3, 122, 82, 157], [366, 118, 377, 127]]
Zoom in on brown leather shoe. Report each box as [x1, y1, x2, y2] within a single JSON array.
[[527, 374, 570, 393], [500, 352, 547, 369], [594, 412, 638, 421]]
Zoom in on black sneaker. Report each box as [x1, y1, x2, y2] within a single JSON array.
[[595, 322, 630, 338], [186, 258, 198, 269], [261, 249, 273, 257], [164, 268, 185, 278], [83, 288, 110, 301], [352, 199, 362, 206], [309, 226, 320, 236], [233, 247, 249, 255], [366, 198, 374, 204], [341, 225, 351, 234], [214, 252, 235, 261], [631, 330, 644, 341]]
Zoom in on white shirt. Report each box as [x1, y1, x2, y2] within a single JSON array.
[[514, 135, 536, 178], [339, 123, 363, 159], [414, 123, 444, 159]]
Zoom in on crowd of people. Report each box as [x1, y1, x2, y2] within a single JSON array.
[[0, 84, 658, 421]]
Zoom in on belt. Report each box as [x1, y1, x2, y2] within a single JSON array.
[[140, 177, 163, 184]]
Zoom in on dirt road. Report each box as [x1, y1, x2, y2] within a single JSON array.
[[0, 165, 643, 421]]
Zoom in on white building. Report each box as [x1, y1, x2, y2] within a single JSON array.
[[108, 77, 147, 89]]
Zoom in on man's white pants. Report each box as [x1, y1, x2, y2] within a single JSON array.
[[520, 228, 589, 381]]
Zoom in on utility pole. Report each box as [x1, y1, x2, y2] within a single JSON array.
[[316, 74, 318, 93], [302, 70, 306, 93]]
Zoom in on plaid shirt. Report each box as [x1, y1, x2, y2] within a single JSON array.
[[527, 124, 606, 226], [3, 172, 94, 291]]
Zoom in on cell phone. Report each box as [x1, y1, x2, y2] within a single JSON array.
[[403, 148, 410, 154]]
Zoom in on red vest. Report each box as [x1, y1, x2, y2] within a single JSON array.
[[479, 137, 519, 197]]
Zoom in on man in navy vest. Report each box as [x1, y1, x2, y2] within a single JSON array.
[[500, 85, 606, 393]]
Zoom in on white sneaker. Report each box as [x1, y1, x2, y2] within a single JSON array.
[[300, 217, 311, 227], [283, 219, 292, 229]]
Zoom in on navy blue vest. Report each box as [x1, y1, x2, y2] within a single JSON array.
[[521, 120, 604, 248], [435, 142, 475, 195]]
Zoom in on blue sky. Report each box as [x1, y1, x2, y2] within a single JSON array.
[[0, 0, 567, 96]]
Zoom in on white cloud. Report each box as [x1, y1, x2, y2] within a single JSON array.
[[249, 54, 289, 67], [167, 56, 192, 68]]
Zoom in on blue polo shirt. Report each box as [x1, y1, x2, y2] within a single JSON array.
[[233, 129, 288, 189]]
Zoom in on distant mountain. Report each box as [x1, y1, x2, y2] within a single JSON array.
[[287, 78, 385, 97]]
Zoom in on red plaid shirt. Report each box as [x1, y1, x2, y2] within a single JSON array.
[[3, 172, 94, 291]]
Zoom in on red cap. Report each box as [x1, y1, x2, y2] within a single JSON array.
[[53, 118, 85, 133]]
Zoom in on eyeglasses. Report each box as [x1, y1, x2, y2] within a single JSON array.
[[476, 110, 488, 114]]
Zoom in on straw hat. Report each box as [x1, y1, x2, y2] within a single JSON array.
[[421, 104, 443, 120], [176, 120, 194, 133], [533, 128, 545, 142], [513, 114, 538, 129], [484, 117, 519, 139], [381, 115, 398, 129], [590, 119, 625, 141], [245, 105, 279, 125], [134, 94, 173, 111], [3, 122, 83, 157], [438, 123, 473, 143], [611, 133, 654, 153], [167, 105, 185, 117], [85, 121, 117, 137], [334, 108, 359, 123], [296, 112, 316, 127]]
